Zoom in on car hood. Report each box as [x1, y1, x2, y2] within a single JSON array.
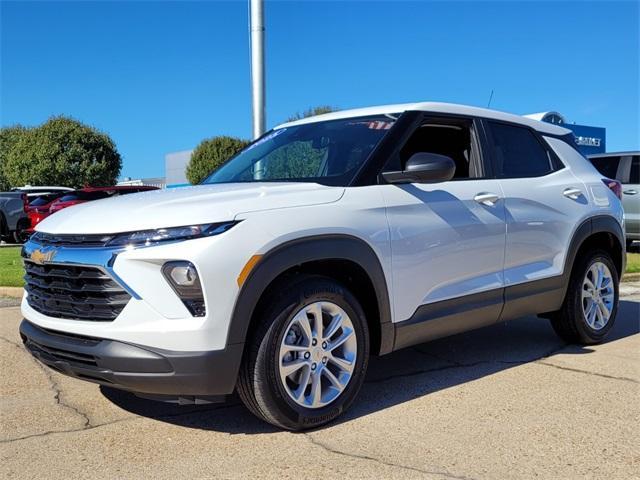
[[36, 183, 345, 234]]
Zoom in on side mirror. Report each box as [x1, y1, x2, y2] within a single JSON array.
[[381, 152, 456, 184]]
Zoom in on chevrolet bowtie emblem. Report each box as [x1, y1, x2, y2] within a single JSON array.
[[30, 248, 56, 265]]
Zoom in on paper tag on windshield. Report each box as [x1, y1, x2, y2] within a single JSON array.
[[246, 128, 287, 151]]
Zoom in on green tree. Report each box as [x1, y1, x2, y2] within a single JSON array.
[[3, 116, 121, 188], [287, 105, 336, 122], [0, 125, 29, 190], [186, 136, 250, 184]]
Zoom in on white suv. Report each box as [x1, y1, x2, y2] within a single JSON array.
[[20, 103, 625, 430]]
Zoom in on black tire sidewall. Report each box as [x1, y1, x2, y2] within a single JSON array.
[[13, 218, 31, 244], [254, 276, 369, 430]]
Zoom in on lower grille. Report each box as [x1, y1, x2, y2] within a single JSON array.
[[24, 338, 98, 367], [24, 261, 131, 321]]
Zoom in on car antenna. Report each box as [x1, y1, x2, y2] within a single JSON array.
[[487, 89, 494, 108]]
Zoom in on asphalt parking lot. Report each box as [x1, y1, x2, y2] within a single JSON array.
[[1, 293, 639, 480]]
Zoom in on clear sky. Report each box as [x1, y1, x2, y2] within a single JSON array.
[[1, 0, 638, 180]]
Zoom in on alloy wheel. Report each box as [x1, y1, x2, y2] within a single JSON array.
[[277, 301, 357, 409], [581, 261, 615, 330]]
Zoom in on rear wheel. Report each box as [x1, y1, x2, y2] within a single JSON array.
[[237, 275, 369, 430], [550, 249, 619, 344], [0, 213, 9, 242]]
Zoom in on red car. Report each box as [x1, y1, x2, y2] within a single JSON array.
[[25, 191, 69, 232], [27, 186, 159, 232]]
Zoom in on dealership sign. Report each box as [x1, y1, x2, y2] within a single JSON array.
[[575, 136, 602, 147]]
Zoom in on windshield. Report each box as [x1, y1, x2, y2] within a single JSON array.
[[203, 115, 397, 186]]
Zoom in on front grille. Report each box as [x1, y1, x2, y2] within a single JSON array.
[[24, 261, 131, 321], [31, 232, 115, 247]]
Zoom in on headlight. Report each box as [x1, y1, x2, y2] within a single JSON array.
[[106, 221, 238, 247]]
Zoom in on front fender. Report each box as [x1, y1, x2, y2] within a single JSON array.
[[226, 234, 394, 354]]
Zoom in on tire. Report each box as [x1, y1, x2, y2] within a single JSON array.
[[0, 213, 9, 242], [550, 249, 619, 344], [237, 274, 370, 430], [12, 218, 31, 244]]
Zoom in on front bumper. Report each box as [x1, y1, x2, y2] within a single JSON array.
[[20, 319, 243, 398]]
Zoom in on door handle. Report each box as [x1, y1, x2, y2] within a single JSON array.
[[474, 192, 500, 206], [623, 189, 638, 195], [563, 187, 583, 200]]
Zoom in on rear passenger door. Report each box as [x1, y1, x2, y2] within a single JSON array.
[[485, 121, 593, 304]]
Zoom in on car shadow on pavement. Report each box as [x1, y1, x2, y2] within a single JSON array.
[[101, 299, 639, 434]]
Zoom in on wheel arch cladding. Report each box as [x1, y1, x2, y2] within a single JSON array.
[[566, 215, 625, 288], [227, 234, 394, 356]]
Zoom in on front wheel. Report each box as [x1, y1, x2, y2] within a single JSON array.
[[237, 275, 370, 430], [550, 249, 619, 344]]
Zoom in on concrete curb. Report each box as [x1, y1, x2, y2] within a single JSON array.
[[0, 287, 24, 299], [620, 281, 640, 297], [622, 272, 640, 282]]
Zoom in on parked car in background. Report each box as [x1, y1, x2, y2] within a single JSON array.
[[0, 186, 73, 243], [589, 152, 639, 249], [46, 186, 159, 215], [19, 102, 625, 430], [25, 191, 73, 234]]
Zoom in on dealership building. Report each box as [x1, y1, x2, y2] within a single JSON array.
[[163, 110, 607, 188], [524, 111, 606, 157]]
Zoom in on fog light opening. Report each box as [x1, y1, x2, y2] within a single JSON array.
[[169, 264, 198, 286], [162, 261, 206, 317]]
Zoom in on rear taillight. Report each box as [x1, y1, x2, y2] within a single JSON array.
[[21, 194, 29, 212], [602, 178, 622, 200]]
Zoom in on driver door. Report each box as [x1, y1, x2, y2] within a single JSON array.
[[380, 115, 506, 348]]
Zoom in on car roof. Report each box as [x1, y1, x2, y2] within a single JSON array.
[[274, 101, 571, 136]]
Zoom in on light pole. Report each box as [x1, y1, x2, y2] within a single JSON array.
[[249, 0, 266, 140]]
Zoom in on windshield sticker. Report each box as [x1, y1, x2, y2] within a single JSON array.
[[347, 120, 395, 130], [246, 128, 287, 151]]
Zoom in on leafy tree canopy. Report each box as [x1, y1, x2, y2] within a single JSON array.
[[2, 116, 121, 188], [0, 125, 29, 191], [186, 136, 250, 184]]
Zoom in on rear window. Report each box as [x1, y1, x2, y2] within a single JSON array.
[[488, 122, 556, 178], [590, 156, 621, 180], [58, 191, 111, 202]]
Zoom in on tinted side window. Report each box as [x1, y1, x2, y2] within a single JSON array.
[[488, 122, 555, 178], [629, 156, 640, 184], [590, 156, 621, 180], [28, 193, 62, 206]]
